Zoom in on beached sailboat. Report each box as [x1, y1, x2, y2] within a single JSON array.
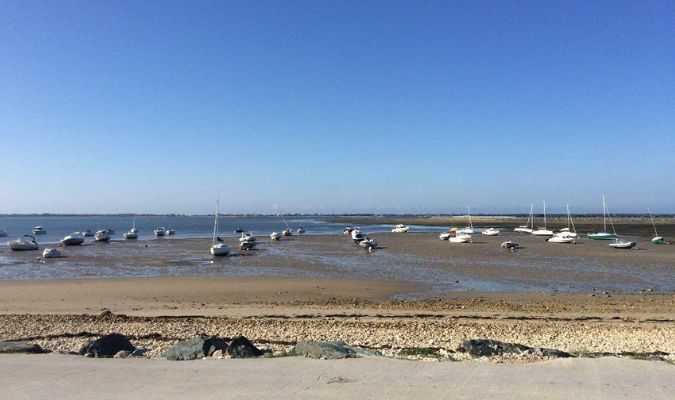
[[239, 232, 257, 250], [514, 204, 534, 233], [281, 215, 292, 237], [532, 201, 554, 236], [458, 207, 475, 234], [588, 196, 618, 240], [123, 218, 138, 240], [648, 210, 665, 244], [8, 235, 39, 251], [270, 232, 282, 241], [210, 200, 230, 256], [552, 204, 578, 240]]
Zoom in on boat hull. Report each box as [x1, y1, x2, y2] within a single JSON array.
[[652, 236, 665, 244], [588, 233, 618, 240], [61, 237, 85, 246], [9, 242, 39, 251], [514, 228, 533, 233], [609, 241, 636, 249], [210, 244, 230, 256]]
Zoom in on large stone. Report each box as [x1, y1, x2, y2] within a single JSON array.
[[0, 341, 44, 354], [79, 333, 135, 358], [227, 336, 263, 358], [163, 336, 227, 361], [459, 339, 571, 358], [289, 341, 373, 359]]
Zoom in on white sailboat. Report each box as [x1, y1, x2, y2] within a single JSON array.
[[514, 204, 534, 233], [458, 207, 475, 234], [550, 204, 578, 243], [281, 214, 292, 236], [532, 201, 554, 236], [649, 209, 665, 244], [123, 217, 138, 240], [210, 200, 230, 256], [588, 196, 618, 240]]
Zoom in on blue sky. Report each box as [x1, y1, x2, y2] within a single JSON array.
[[1, 0, 674, 214]]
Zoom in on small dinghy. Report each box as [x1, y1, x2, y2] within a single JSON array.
[[154, 227, 166, 237], [8, 235, 39, 251], [32, 226, 47, 235], [482, 228, 500, 236], [450, 233, 472, 243], [270, 232, 282, 241], [609, 239, 636, 249], [95, 230, 111, 242], [61, 233, 85, 246], [501, 240, 519, 250], [42, 248, 62, 258]]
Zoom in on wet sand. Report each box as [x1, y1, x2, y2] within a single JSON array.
[[1, 232, 674, 292]]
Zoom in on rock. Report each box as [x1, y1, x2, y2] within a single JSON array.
[[114, 350, 131, 359], [163, 336, 227, 361], [130, 348, 148, 358], [459, 339, 571, 358], [211, 349, 224, 359], [227, 336, 263, 358], [0, 341, 44, 354], [79, 333, 135, 358], [289, 341, 375, 359], [99, 310, 114, 319]]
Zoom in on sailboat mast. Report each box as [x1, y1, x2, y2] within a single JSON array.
[[648, 209, 659, 236], [212, 200, 219, 245], [468, 207, 473, 229], [602, 195, 607, 232], [543, 201, 547, 229], [528, 204, 534, 229]]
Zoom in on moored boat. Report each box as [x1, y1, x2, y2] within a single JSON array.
[[210, 200, 230, 256], [514, 204, 534, 233], [8, 235, 39, 251], [532, 201, 554, 236], [32, 226, 46, 235], [154, 227, 166, 237], [42, 248, 62, 258], [95, 230, 111, 242], [270, 232, 282, 241], [481, 228, 500, 236], [588, 196, 618, 240], [61, 233, 85, 246], [391, 224, 410, 233]]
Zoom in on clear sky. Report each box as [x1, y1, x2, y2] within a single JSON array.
[[1, 0, 674, 214]]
